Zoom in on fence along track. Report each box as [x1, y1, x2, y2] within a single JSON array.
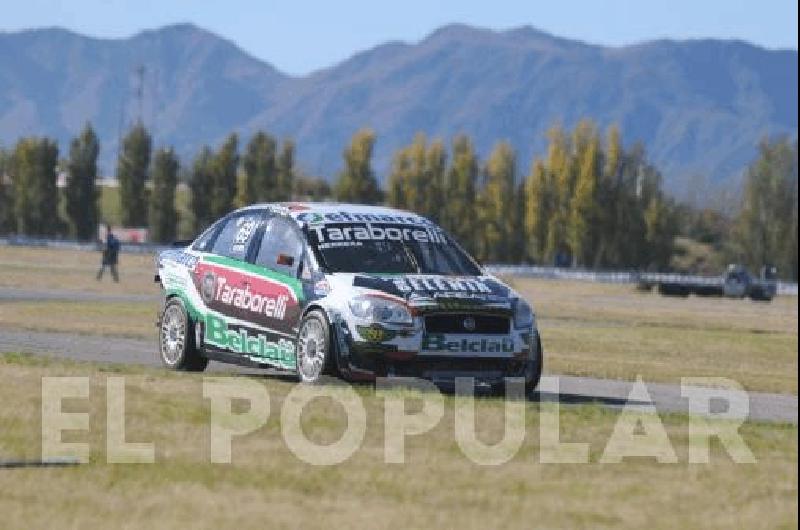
[[485, 264, 798, 297]]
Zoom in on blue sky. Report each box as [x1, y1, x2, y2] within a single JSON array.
[[2, 0, 797, 75]]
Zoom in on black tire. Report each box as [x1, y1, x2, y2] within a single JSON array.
[[296, 310, 331, 383], [158, 297, 208, 372], [498, 335, 543, 397], [525, 335, 544, 395]]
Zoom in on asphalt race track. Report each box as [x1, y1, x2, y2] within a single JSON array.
[[0, 326, 795, 424]]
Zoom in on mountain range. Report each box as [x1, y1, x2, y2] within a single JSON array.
[[0, 23, 796, 196]]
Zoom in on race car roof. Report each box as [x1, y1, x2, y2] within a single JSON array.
[[237, 202, 434, 226]]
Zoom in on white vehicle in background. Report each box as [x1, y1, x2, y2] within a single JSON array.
[[155, 203, 543, 393]]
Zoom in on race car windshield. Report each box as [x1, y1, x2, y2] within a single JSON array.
[[306, 222, 481, 275]]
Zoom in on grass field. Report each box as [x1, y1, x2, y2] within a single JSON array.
[[508, 277, 798, 394], [0, 353, 796, 530], [1, 246, 796, 394], [0, 246, 797, 528]]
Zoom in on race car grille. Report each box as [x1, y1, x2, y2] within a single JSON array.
[[424, 314, 510, 334]]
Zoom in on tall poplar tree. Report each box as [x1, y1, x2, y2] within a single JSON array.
[[276, 139, 295, 201], [735, 137, 798, 279], [10, 137, 59, 235], [65, 123, 100, 240], [148, 147, 179, 243], [523, 159, 551, 262], [567, 121, 601, 266], [190, 146, 215, 233], [480, 141, 516, 262], [116, 122, 152, 227], [334, 129, 381, 204], [210, 134, 239, 218], [241, 131, 276, 205], [445, 135, 479, 255], [0, 148, 11, 233]]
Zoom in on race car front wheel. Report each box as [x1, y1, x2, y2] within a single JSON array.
[[525, 335, 544, 394], [296, 310, 330, 383], [159, 297, 208, 372]]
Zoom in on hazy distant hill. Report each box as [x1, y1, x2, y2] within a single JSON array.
[[0, 23, 796, 195]]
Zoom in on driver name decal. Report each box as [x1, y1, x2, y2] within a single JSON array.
[[194, 262, 299, 326]]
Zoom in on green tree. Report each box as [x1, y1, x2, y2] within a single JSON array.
[[444, 135, 479, 255], [10, 137, 60, 236], [240, 131, 276, 206], [592, 125, 622, 267], [189, 146, 215, 233], [644, 195, 677, 270], [334, 129, 381, 204], [210, 134, 239, 219], [276, 139, 295, 201], [735, 138, 798, 279], [0, 148, 10, 233], [65, 123, 100, 240], [294, 173, 332, 201], [148, 147, 179, 243], [116, 122, 152, 227]]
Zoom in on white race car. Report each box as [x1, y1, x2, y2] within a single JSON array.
[[155, 203, 542, 392]]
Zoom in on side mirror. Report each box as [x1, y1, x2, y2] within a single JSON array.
[[277, 254, 295, 267]]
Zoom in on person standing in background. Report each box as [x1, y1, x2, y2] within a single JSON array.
[[96, 226, 121, 282]]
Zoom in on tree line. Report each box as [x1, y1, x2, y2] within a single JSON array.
[[380, 121, 677, 269], [0, 121, 796, 278]]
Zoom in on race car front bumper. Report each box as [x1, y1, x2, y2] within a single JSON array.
[[333, 317, 540, 387]]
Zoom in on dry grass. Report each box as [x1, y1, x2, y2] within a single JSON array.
[[0, 300, 157, 338], [1, 246, 797, 394], [0, 246, 157, 296], [508, 278, 798, 394], [0, 354, 796, 530]]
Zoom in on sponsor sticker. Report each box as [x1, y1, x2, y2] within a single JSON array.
[[201, 271, 289, 320], [421, 333, 515, 356], [392, 276, 492, 294], [297, 211, 434, 226], [160, 250, 199, 271], [194, 262, 298, 325], [356, 324, 397, 343], [231, 217, 259, 254], [310, 223, 448, 246], [205, 314, 296, 368]]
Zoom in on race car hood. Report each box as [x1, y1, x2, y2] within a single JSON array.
[[329, 273, 515, 313]]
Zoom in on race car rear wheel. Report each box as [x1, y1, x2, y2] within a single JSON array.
[[296, 310, 330, 383], [159, 297, 208, 372]]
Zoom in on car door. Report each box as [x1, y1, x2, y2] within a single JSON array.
[[249, 215, 307, 338], [194, 211, 265, 323]]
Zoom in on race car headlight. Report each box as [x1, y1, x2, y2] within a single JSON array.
[[513, 299, 535, 330], [348, 295, 413, 325]]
